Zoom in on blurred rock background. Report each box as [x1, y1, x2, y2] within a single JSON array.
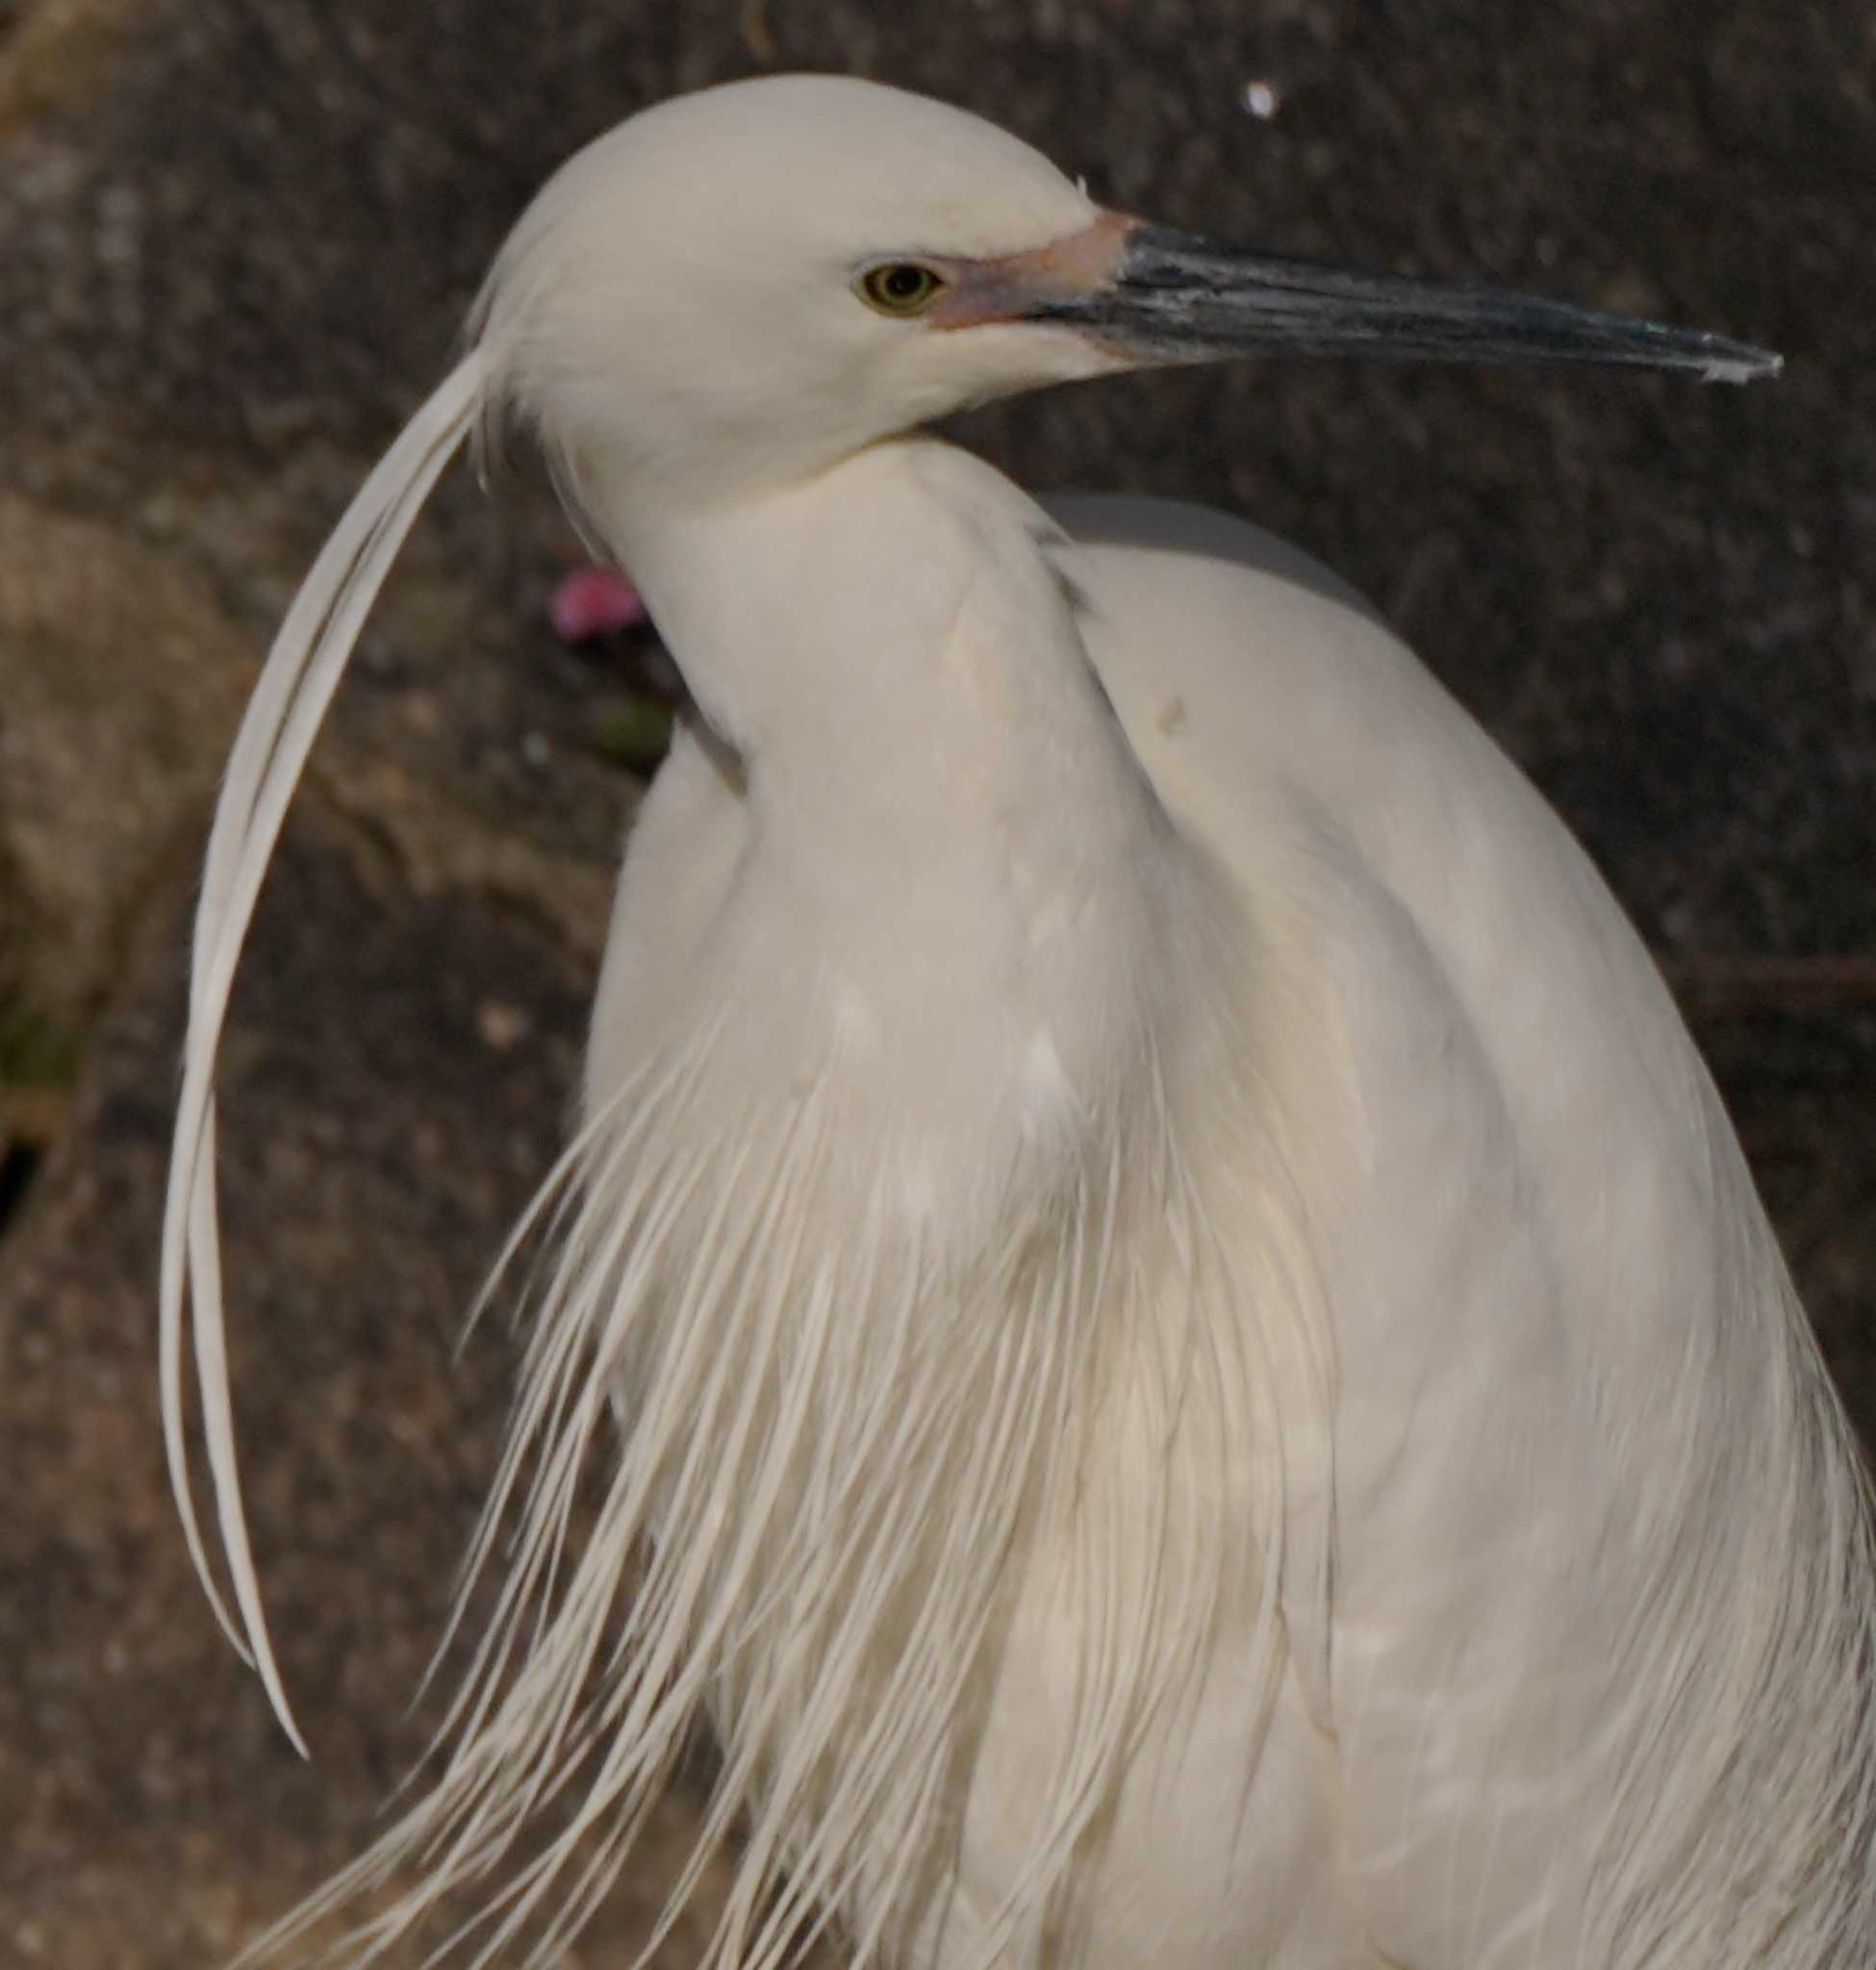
[[0, 1, 1869, 1962]]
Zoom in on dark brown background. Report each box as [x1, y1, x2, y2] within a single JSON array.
[[1, 1, 1870, 1962]]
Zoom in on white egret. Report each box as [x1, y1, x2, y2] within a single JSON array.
[[163, 73, 1876, 1970]]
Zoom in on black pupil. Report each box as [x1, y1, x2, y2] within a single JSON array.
[[884, 266, 926, 300]]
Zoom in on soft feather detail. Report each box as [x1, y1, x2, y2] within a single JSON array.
[[1581, 1167, 1876, 1970], [233, 951, 1328, 1970]]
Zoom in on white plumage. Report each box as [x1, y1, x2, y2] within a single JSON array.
[[163, 74, 1876, 1969]]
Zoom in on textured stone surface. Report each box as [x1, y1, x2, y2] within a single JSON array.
[[0, 493, 253, 1022], [0, 0, 1868, 1962]]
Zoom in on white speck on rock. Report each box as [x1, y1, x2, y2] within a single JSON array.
[[1242, 78, 1283, 121]]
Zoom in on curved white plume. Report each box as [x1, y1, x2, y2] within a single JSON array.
[[160, 349, 492, 1753]]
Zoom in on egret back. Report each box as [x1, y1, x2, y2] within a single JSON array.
[[1055, 494, 1876, 1969]]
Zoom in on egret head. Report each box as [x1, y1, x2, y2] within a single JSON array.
[[474, 76, 1118, 509], [477, 72, 1778, 516]]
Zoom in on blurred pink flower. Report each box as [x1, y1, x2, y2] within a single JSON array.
[[549, 567, 647, 643]]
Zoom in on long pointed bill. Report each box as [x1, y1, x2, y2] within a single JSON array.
[[990, 219, 1780, 386]]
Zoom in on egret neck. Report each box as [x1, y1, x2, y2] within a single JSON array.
[[599, 438, 1160, 857], [576, 432, 1217, 1219]]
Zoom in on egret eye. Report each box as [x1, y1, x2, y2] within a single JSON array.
[[857, 262, 949, 316]]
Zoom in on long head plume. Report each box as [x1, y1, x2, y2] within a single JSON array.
[[159, 344, 492, 1752], [158, 85, 669, 1758]]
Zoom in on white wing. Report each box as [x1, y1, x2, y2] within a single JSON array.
[[1055, 496, 1876, 1969]]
